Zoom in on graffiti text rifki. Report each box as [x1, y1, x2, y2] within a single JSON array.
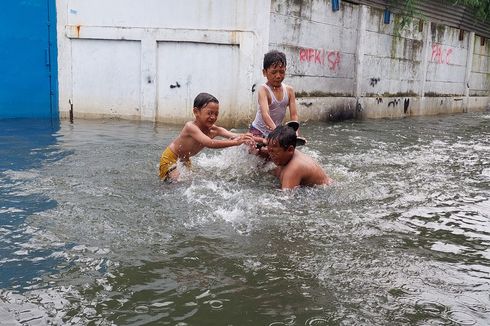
[[299, 48, 341, 71]]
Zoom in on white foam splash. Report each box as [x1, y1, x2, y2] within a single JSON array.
[[482, 168, 490, 177]]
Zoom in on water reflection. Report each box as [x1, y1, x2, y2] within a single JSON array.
[[1, 114, 489, 325]]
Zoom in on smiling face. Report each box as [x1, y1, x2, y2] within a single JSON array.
[[263, 63, 286, 88], [193, 102, 219, 129]]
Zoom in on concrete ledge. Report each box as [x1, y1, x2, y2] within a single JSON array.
[[60, 96, 490, 126], [296, 96, 490, 122]]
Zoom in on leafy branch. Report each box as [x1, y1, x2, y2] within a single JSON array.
[[452, 0, 490, 22]]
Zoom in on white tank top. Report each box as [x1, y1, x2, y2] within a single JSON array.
[[251, 83, 289, 137]]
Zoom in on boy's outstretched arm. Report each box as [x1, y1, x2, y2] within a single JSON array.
[[214, 127, 255, 144], [214, 126, 240, 139], [188, 123, 252, 149]]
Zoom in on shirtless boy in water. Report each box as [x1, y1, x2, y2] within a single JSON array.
[[159, 92, 254, 181], [267, 125, 332, 190]]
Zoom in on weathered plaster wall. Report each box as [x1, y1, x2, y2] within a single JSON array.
[[470, 36, 490, 96], [362, 10, 424, 97], [269, 0, 358, 97], [425, 23, 468, 96], [269, 0, 490, 122], [57, 0, 490, 125], [56, 0, 271, 126]]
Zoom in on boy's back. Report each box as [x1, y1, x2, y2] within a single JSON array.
[[278, 150, 332, 188]]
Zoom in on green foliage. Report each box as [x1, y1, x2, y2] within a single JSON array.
[[452, 0, 490, 22], [388, 0, 419, 36], [388, 0, 490, 25]]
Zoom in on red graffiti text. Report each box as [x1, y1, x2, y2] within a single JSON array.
[[431, 44, 453, 64], [299, 48, 341, 71]]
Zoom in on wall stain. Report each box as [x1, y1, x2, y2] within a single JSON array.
[[296, 91, 352, 97]]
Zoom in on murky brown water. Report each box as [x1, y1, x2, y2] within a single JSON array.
[[1, 113, 489, 325]]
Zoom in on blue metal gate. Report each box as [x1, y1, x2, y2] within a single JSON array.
[[0, 0, 58, 119]]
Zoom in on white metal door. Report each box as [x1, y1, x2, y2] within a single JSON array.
[[156, 42, 239, 123]]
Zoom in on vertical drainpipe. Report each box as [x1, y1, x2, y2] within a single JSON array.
[[464, 32, 475, 113], [354, 5, 367, 113]]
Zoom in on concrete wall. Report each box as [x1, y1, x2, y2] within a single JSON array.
[[56, 0, 271, 126], [269, 0, 358, 97], [470, 36, 490, 97], [269, 0, 490, 121], [57, 0, 490, 125]]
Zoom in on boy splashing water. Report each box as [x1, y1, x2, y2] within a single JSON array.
[[159, 92, 254, 181]]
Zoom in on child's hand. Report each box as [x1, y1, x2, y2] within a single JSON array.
[[236, 133, 254, 146]]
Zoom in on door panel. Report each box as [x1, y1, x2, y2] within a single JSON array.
[[71, 39, 141, 117], [156, 42, 239, 122], [0, 0, 57, 118]]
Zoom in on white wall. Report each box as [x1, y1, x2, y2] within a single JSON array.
[[57, 0, 489, 124], [470, 36, 490, 96], [269, 0, 358, 96], [425, 23, 468, 96], [57, 0, 271, 126], [362, 9, 425, 97], [268, 0, 489, 120]]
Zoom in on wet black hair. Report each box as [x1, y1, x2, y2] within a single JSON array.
[[267, 125, 297, 149], [263, 50, 287, 70], [193, 92, 219, 110]]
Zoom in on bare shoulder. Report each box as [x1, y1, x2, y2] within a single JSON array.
[[284, 84, 295, 93], [181, 121, 202, 137], [182, 121, 195, 130], [285, 84, 296, 100], [209, 124, 225, 137], [258, 84, 269, 97], [183, 121, 201, 131], [292, 151, 318, 171], [285, 153, 306, 173]]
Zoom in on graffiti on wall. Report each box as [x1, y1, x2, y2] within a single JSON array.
[[370, 77, 380, 87], [431, 44, 453, 64], [299, 48, 341, 71], [383, 98, 410, 114]]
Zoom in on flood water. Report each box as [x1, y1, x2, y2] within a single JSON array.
[[1, 113, 489, 325]]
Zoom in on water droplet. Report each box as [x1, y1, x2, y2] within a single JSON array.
[[414, 300, 447, 317], [209, 299, 223, 310], [305, 316, 329, 325], [134, 305, 149, 313]]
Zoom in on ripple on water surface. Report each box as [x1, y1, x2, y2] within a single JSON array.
[[0, 114, 489, 325]]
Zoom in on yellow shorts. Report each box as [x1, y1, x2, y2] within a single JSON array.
[[159, 147, 191, 180], [159, 147, 178, 180]]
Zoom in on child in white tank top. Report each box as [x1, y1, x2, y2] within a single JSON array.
[[249, 50, 298, 142]]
